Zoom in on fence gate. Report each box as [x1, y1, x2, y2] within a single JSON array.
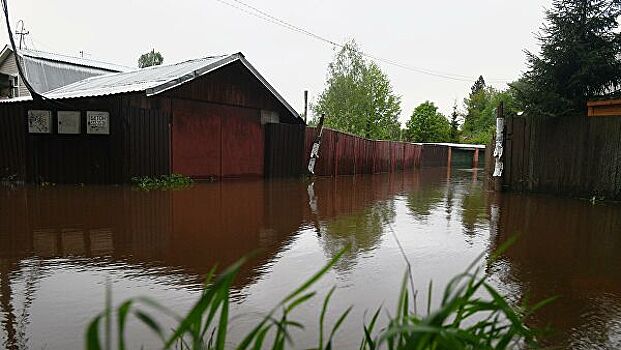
[[503, 116, 530, 191], [264, 123, 306, 178]]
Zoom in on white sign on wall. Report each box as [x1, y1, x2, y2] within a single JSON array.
[[27, 110, 52, 134], [57, 111, 81, 134], [86, 111, 110, 135], [261, 110, 280, 125]]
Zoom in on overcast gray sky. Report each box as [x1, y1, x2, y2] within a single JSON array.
[[2, 0, 550, 124]]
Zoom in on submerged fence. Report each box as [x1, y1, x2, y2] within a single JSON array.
[[501, 114, 621, 200], [264, 124, 474, 177]]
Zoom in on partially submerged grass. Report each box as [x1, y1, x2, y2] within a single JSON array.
[[131, 174, 193, 190], [86, 244, 554, 349], [0, 173, 20, 187]]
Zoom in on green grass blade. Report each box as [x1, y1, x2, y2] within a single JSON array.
[[426, 280, 433, 316], [86, 314, 103, 350], [134, 310, 166, 344], [327, 306, 352, 345], [216, 286, 231, 350], [319, 287, 336, 350], [286, 292, 316, 313], [117, 300, 133, 350], [360, 307, 381, 350]]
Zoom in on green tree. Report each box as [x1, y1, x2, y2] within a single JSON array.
[[449, 102, 460, 142], [313, 40, 401, 140], [471, 75, 486, 95], [462, 82, 517, 144], [138, 49, 164, 68], [513, 0, 621, 116], [405, 101, 451, 142]]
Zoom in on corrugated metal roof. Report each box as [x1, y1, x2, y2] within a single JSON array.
[[20, 48, 132, 72], [22, 56, 125, 93], [0, 45, 131, 94], [0, 52, 301, 121], [43, 54, 235, 99]]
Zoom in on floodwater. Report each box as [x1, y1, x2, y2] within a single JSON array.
[[1, 168, 620, 349]]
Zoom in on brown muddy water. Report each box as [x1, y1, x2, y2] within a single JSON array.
[[1, 167, 620, 349]]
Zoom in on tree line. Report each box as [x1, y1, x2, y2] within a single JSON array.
[[312, 0, 621, 144]]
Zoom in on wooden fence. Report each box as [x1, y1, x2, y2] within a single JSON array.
[[302, 127, 424, 176], [0, 97, 170, 184], [502, 114, 621, 200]]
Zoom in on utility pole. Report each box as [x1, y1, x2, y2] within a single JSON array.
[[15, 20, 28, 50], [303, 90, 308, 123]]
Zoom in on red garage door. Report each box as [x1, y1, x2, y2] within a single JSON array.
[[171, 99, 264, 178]]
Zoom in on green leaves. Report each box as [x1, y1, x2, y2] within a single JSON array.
[[138, 49, 164, 68], [516, 0, 621, 116], [313, 40, 402, 140], [131, 173, 193, 190], [405, 101, 451, 143], [462, 85, 517, 144]]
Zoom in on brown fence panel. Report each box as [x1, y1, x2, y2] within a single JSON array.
[[504, 114, 621, 200], [420, 144, 448, 167], [504, 116, 529, 191], [355, 138, 374, 174], [125, 106, 171, 179], [335, 132, 356, 175], [374, 141, 391, 173], [403, 143, 421, 169], [391, 142, 404, 171], [264, 123, 305, 177], [0, 103, 26, 181], [304, 127, 450, 176]]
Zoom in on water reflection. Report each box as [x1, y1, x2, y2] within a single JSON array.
[[490, 193, 621, 349], [0, 168, 620, 349]]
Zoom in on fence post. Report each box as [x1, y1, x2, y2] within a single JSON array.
[[492, 102, 505, 191], [472, 148, 479, 168]]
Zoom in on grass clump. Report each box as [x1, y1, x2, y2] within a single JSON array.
[[0, 173, 20, 187], [131, 174, 193, 190], [86, 246, 553, 350]]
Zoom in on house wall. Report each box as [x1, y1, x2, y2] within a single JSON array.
[[0, 53, 28, 97]]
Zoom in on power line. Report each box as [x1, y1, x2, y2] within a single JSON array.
[[0, 0, 42, 99], [1, 0, 76, 109], [213, 0, 510, 83]]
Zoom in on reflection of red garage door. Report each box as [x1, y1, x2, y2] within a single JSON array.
[[171, 99, 264, 178]]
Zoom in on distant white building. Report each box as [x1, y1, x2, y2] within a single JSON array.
[[0, 45, 130, 98]]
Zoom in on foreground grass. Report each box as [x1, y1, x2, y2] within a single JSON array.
[[131, 174, 193, 190], [86, 246, 553, 349]]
